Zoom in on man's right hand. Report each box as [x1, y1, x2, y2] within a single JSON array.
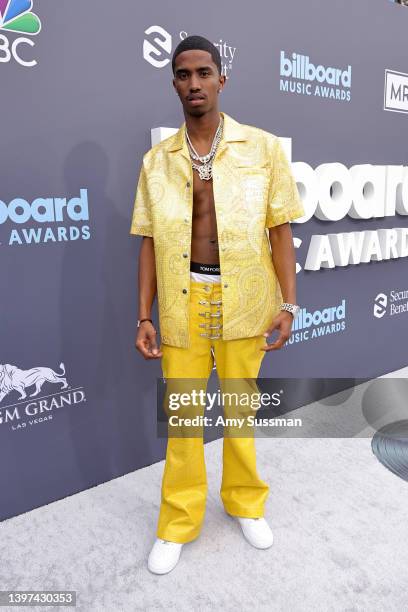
[[135, 321, 163, 359]]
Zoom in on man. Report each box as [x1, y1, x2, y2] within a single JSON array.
[[130, 35, 304, 574]]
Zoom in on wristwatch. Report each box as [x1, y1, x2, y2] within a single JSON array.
[[137, 318, 153, 327], [280, 303, 300, 319]]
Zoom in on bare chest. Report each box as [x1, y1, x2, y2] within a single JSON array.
[[192, 169, 216, 217]]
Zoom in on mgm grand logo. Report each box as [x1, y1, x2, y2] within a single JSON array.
[[0, 362, 86, 430]]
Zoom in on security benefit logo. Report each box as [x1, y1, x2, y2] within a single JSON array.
[[373, 289, 408, 319], [0, 0, 41, 67], [285, 299, 347, 347], [0, 189, 91, 247], [0, 362, 86, 431], [143, 25, 237, 79], [280, 51, 352, 102], [384, 69, 408, 115]]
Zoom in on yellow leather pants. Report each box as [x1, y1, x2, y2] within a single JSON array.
[[156, 279, 270, 544]]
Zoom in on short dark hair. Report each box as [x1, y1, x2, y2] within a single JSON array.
[[172, 35, 222, 75]]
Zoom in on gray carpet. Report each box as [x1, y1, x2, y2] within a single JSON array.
[[2, 369, 408, 612]]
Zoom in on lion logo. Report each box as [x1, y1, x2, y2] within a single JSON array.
[[0, 362, 68, 404]]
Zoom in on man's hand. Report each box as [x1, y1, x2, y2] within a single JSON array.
[[261, 311, 294, 352], [135, 321, 163, 359]]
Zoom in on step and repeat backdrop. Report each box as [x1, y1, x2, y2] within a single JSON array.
[[1, 0, 407, 520]]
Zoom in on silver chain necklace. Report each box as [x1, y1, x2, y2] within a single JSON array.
[[185, 115, 224, 181]]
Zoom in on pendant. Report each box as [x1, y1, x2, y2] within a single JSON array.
[[197, 164, 212, 181]]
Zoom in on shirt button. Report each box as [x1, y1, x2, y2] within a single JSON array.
[[224, 283, 228, 288], [183, 252, 188, 258], [186, 181, 191, 188], [182, 288, 188, 294], [184, 218, 189, 223]]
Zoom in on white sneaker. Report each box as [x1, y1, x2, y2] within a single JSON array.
[[147, 538, 184, 574], [229, 514, 274, 549]]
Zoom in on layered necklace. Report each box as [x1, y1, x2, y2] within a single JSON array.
[[185, 114, 224, 181]]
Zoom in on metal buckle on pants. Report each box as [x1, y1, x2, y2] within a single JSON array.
[[198, 300, 209, 305], [210, 312, 222, 318], [210, 299, 222, 305], [198, 323, 222, 329], [199, 332, 222, 339], [199, 311, 212, 318]]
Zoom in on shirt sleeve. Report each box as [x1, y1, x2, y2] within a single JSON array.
[[129, 157, 153, 237], [265, 137, 305, 228]]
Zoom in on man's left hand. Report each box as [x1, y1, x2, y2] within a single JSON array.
[[261, 311, 294, 351]]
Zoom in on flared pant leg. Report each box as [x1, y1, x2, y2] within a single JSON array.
[[156, 281, 214, 543], [156, 280, 270, 543], [213, 333, 270, 518]]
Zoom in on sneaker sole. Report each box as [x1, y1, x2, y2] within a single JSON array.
[[147, 557, 181, 575], [226, 512, 274, 549]]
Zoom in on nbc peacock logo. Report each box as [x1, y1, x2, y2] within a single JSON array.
[[0, 0, 41, 35], [0, 0, 41, 67]]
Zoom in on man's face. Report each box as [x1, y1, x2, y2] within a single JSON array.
[[172, 49, 226, 116]]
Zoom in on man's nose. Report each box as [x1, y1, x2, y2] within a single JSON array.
[[189, 74, 201, 90]]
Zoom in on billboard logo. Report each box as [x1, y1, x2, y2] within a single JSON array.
[[0, 188, 91, 247], [280, 51, 352, 102], [384, 69, 408, 114], [286, 299, 347, 346], [0, 0, 41, 67]]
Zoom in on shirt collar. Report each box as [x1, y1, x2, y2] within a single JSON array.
[[167, 111, 247, 159]]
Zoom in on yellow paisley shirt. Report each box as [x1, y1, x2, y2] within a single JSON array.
[[130, 111, 305, 348]]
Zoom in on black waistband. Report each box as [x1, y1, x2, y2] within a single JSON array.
[[190, 261, 221, 274]]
